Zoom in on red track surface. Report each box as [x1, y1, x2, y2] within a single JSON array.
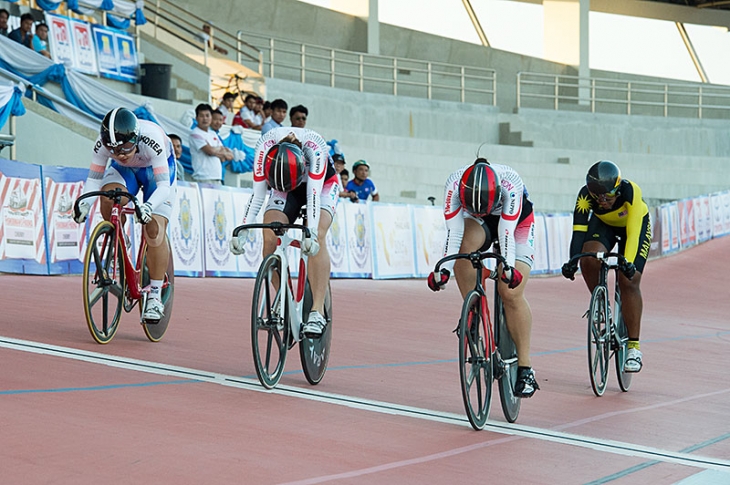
[[1, 237, 729, 484]]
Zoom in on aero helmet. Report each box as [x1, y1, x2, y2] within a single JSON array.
[[100, 108, 139, 154], [459, 160, 501, 217], [586, 160, 622, 197], [264, 142, 306, 192]]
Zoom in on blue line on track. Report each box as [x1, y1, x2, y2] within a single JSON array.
[[0, 379, 196, 395]]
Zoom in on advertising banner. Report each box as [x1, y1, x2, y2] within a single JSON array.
[[92, 25, 138, 84], [543, 213, 572, 273], [412, 205, 446, 278], [327, 202, 350, 277], [169, 182, 204, 277], [648, 207, 662, 259], [69, 19, 99, 75], [47, 14, 75, 68], [723, 192, 730, 236], [694, 196, 711, 243], [370, 203, 415, 279], [230, 190, 264, 277], [342, 202, 372, 278], [531, 213, 550, 275], [201, 185, 238, 277], [677, 199, 696, 249]]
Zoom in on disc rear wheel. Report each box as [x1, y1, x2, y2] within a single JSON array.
[[495, 294, 521, 423], [300, 283, 332, 385], [140, 238, 175, 342], [459, 291, 493, 430]]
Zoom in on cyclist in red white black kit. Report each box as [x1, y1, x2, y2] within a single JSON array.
[[229, 127, 340, 338], [427, 158, 539, 398]]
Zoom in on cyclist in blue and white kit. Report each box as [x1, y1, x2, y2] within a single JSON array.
[[427, 159, 539, 398], [73, 108, 176, 322], [229, 127, 340, 338]]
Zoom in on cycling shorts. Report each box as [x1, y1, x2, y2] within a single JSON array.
[[265, 174, 340, 223], [583, 213, 651, 273], [465, 210, 536, 268]]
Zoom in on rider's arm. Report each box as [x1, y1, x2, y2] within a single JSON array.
[[81, 139, 111, 195], [440, 173, 465, 274], [141, 146, 172, 211], [569, 186, 592, 257], [495, 168, 524, 268], [240, 130, 278, 224], [622, 181, 647, 264], [301, 131, 328, 231]]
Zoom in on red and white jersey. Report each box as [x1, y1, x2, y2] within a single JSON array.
[[441, 163, 526, 271], [240, 127, 330, 229]]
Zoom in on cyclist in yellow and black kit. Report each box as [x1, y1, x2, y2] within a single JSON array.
[[562, 160, 651, 373]]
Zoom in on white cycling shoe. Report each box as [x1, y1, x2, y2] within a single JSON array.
[[624, 348, 643, 373], [143, 297, 165, 323], [302, 311, 326, 338]]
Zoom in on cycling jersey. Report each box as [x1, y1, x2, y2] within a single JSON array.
[[569, 179, 650, 265], [240, 127, 336, 229], [82, 120, 175, 214], [441, 163, 533, 272]]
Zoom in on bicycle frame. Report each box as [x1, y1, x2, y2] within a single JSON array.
[[273, 229, 310, 344], [108, 204, 147, 301]]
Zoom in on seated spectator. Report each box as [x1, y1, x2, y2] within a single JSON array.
[[340, 168, 350, 187], [235, 94, 263, 130], [217, 92, 237, 122], [261, 98, 288, 134], [189, 103, 233, 185], [211, 108, 225, 133], [32, 22, 50, 58], [168, 133, 186, 181], [346, 160, 380, 202], [262, 100, 272, 124], [201, 24, 228, 56], [9, 13, 33, 48], [290, 105, 308, 128], [333, 153, 357, 202], [0, 9, 10, 37]]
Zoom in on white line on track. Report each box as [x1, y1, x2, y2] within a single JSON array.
[[2, 335, 729, 473]]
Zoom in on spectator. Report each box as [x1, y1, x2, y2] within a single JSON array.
[[340, 168, 351, 187], [346, 160, 380, 202], [290, 105, 308, 128], [211, 108, 225, 133], [32, 22, 50, 58], [262, 100, 272, 124], [332, 153, 357, 202], [168, 133, 186, 181], [189, 103, 233, 185], [9, 13, 33, 48], [236, 94, 263, 130], [201, 24, 228, 55], [0, 9, 10, 37], [217, 92, 237, 122], [261, 98, 288, 134]]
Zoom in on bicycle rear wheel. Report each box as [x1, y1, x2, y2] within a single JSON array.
[[614, 297, 633, 392], [299, 283, 333, 385], [588, 285, 611, 396], [459, 290, 493, 430], [83, 221, 125, 344], [140, 238, 175, 342], [494, 293, 521, 423], [251, 254, 289, 389]]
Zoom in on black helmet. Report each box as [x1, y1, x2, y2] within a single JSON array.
[[459, 160, 501, 217], [100, 108, 139, 154], [586, 160, 622, 197], [264, 142, 306, 192]]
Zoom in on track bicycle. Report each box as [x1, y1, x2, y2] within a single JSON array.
[[434, 248, 522, 430], [74, 189, 174, 344], [233, 221, 333, 389], [564, 251, 633, 396]]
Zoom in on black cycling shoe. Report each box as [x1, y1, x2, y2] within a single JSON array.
[[515, 366, 540, 398]]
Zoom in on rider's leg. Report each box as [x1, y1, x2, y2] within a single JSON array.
[[99, 182, 130, 224], [143, 214, 169, 281], [498, 260, 533, 368], [308, 211, 333, 315], [453, 218, 486, 299], [618, 271, 643, 340], [579, 240, 608, 292], [262, 210, 289, 289]]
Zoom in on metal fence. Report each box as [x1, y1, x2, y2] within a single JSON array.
[[237, 31, 497, 106], [517, 72, 730, 119]]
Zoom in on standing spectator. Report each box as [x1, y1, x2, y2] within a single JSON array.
[[332, 153, 357, 202], [237, 94, 263, 130], [201, 24, 228, 55], [32, 22, 51, 58], [346, 160, 380, 202], [261, 98, 288, 134], [0, 9, 10, 37], [189, 103, 233, 185], [9, 13, 33, 48], [168, 133, 186, 181], [217, 92, 237, 122], [290, 105, 308, 128], [262, 100, 272, 124]]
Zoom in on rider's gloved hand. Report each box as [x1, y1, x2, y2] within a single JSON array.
[[427, 268, 450, 292], [561, 261, 578, 281], [73, 201, 90, 224], [500, 267, 523, 289], [302, 227, 320, 257], [136, 202, 153, 224], [229, 229, 249, 255], [619, 260, 636, 280]]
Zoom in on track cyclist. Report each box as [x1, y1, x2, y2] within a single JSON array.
[[427, 158, 540, 398], [229, 127, 339, 338], [73, 107, 177, 323], [561, 160, 650, 373]]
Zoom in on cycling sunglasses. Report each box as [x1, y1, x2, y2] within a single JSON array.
[[108, 142, 137, 155], [589, 185, 620, 201]]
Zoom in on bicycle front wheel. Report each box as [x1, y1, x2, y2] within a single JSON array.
[[299, 283, 332, 385], [588, 285, 611, 396], [459, 290, 493, 430], [495, 294, 521, 423], [251, 254, 289, 389], [140, 238, 175, 342], [83, 221, 125, 344]]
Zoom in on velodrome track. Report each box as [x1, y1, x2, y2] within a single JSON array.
[[1, 237, 729, 484]]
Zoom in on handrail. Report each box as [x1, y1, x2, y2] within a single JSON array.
[[517, 71, 730, 119], [237, 30, 497, 106]]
